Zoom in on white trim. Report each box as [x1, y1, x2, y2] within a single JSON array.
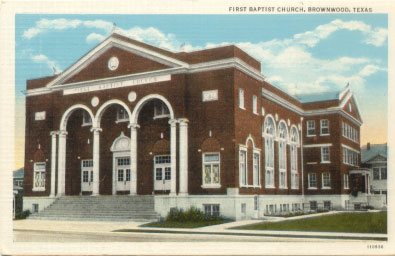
[[94, 99, 132, 128], [303, 143, 333, 148], [320, 119, 330, 136], [46, 36, 188, 87], [306, 162, 318, 165], [239, 146, 248, 187], [60, 104, 95, 131], [320, 146, 330, 163], [202, 152, 221, 188], [321, 172, 331, 189], [131, 94, 175, 124], [341, 144, 360, 153]]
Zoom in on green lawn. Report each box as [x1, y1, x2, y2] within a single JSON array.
[[142, 219, 227, 228], [234, 212, 387, 234]]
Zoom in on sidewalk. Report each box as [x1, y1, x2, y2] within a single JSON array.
[[14, 217, 387, 241]]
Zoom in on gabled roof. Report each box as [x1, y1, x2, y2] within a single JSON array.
[[13, 168, 24, 179], [361, 144, 387, 163]]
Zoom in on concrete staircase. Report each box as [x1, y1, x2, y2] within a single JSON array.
[[29, 196, 160, 222]]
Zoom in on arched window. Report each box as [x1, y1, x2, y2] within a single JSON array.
[[264, 116, 275, 188], [290, 126, 299, 189], [278, 122, 288, 189]]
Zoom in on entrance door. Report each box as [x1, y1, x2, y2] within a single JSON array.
[[81, 160, 93, 192], [116, 157, 130, 191], [154, 155, 171, 191]]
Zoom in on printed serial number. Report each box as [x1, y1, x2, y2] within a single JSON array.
[[367, 244, 384, 249]]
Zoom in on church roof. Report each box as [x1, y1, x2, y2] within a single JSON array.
[[295, 90, 341, 103]]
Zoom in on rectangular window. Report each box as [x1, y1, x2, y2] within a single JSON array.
[[308, 173, 317, 188], [204, 204, 220, 217], [239, 89, 245, 109], [33, 163, 46, 191], [342, 122, 358, 142], [253, 153, 260, 186], [344, 174, 349, 189], [381, 168, 387, 180], [320, 119, 329, 135], [82, 111, 92, 126], [252, 95, 258, 114], [126, 169, 131, 181], [154, 101, 170, 118], [32, 204, 39, 213], [265, 137, 274, 188], [82, 170, 89, 182], [118, 169, 124, 181], [307, 120, 315, 136], [155, 168, 162, 181], [324, 201, 331, 210], [116, 107, 129, 122], [203, 153, 220, 186], [342, 147, 359, 166], [164, 167, 171, 180], [373, 168, 380, 180], [310, 201, 317, 211], [321, 147, 330, 163], [322, 173, 331, 188], [239, 149, 247, 186], [254, 196, 258, 211], [155, 155, 171, 164]]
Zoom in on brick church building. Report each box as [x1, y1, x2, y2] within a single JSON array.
[[23, 32, 369, 220]]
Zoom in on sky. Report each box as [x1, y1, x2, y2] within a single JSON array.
[[15, 14, 388, 169]]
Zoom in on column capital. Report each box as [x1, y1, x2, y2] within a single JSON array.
[[168, 119, 178, 126], [90, 127, 103, 133], [178, 118, 189, 125], [59, 130, 68, 136], [128, 123, 140, 129], [50, 130, 59, 136]]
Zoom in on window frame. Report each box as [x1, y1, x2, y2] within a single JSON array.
[[253, 151, 261, 187], [264, 116, 275, 188], [115, 107, 129, 123], [320, 119, 329, 136], [153, 101, 170, 119], [321, 146, 330, 163], [308, 173, 317, 189], [204, 204, 220, 217], [307, 120, 316, 136], [343, 174, 349, 189], [82, 111, 92, 126], [239, 88, 245, 110], [33, 162, 46, 191], [239, 147, 248, 187], [322, 172, 331, 189], [202, 152, 221, 188], [252, 95, 258, 114]]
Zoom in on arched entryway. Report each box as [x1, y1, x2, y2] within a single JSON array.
[[56, 104, 95, 196]]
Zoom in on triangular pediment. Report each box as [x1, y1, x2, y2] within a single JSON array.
[[47, 33, 188, 87], [367, 154, 387, 163], [340, 91, 363, 123]]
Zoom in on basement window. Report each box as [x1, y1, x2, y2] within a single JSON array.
[[204, 204, 220, 217]]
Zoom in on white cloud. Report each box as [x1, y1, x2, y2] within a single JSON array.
[[31, 54, 62, 74], [23, 18, 112, 39], [86, 33, 106, 44], [359, 64, 386, 77]]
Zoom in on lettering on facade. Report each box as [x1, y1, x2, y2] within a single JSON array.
[[63, 75, 171, 95], [202, 89, 218, 102]]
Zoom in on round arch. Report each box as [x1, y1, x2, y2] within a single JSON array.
[[130, 94, 175, 124], [94, 99, 133, 128], [290, 125, 300, 145], [277, 120, 289, 142], [263, 114, 276, 137], [245, 134, 256, 148], [60, 104, 95, 131]]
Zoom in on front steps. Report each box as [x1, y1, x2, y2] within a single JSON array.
[[28, 195, 160, 222]]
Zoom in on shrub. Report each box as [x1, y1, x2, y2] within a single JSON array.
[[15, 210, 30, 220], [166, 207, 220, 222]]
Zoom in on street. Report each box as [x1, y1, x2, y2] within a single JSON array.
[[14, 229, 332, 242]]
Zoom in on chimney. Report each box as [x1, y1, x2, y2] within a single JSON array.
[[367, 143, 370, 150]]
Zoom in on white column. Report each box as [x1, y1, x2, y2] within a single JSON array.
[[50, 131, 58, 198], [169, 119, 178, 196], [178, 118, 189, 196], [91, 127, 102, 196], [129, 123, 140, 196], [57, 130, 67, 197]]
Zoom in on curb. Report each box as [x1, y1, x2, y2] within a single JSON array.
[[112, 228, 387, 241]]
